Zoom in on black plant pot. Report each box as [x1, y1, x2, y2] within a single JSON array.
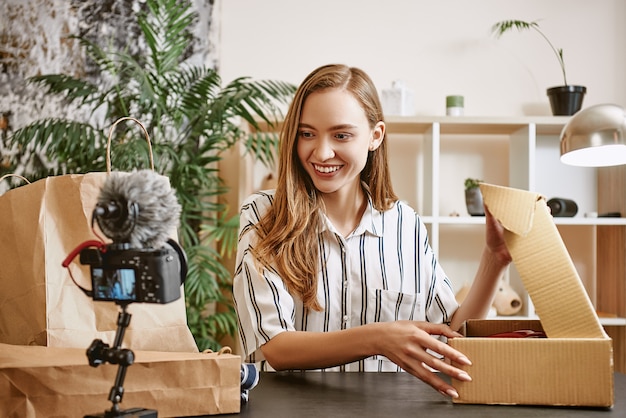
[[546, 85, 586, 116]]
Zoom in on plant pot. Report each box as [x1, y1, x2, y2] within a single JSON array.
[[465, 188, 485, 216], [546, 85, 586, 116]]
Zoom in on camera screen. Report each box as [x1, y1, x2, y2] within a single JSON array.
[[92, 267, 136, 301]]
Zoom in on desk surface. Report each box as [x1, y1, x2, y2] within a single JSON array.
[[228, 372, 625, 418]]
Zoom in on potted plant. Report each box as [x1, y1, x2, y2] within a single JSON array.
[[4, 0, 295, 351], [464, 178, 485, 216], [491, 19, 586, 116]]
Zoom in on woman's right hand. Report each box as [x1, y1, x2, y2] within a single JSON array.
[[375, 320, 472, 398]]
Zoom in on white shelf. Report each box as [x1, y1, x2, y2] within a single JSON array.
[[599, 317, 626, 326], [386, 116, 625, 332]]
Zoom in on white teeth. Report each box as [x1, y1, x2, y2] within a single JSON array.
[[314, 164, 340, 173]]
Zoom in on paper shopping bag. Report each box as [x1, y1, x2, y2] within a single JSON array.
[[0, 117, 198, 352], [0, 343, 241, 417], [0, 172, 197, 351]]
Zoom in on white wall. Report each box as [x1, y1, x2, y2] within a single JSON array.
[[218, 0, 626, 117]]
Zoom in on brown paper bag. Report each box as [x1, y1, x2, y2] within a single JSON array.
[[0, 118, 198, 352], [0, 343, 241, 417]]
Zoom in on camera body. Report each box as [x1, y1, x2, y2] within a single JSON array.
[[79, 243, 184, 304]]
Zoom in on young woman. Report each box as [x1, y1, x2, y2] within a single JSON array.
[[232, 64, 511, 399]]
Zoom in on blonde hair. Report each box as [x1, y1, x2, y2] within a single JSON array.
[[253, 64, 398, 311]]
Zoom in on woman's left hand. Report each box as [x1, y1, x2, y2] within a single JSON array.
[[484, 206, 512, 265]]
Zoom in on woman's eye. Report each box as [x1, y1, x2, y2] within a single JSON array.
[[299, 131, 314, 138], [335, 133, 351, 140]]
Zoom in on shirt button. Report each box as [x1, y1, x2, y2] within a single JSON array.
[[343, 280, 348, 286], [343, 315, 349, 322]]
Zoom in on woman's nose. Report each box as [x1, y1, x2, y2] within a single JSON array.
[[313, 137, 335, 161]]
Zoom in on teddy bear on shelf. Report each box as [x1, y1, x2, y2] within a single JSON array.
[[455, 278, 522, 317]]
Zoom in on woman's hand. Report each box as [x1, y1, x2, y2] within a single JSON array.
[[484, 206, 512, 265], [376, 321, 472, 398]]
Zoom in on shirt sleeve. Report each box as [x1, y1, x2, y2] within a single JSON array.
[[232, 192, 296, 362]]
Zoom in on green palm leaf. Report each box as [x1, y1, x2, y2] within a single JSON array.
[[5, 0, 296, 352]]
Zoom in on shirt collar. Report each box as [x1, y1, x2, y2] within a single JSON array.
[[319, 194, 384, 238]]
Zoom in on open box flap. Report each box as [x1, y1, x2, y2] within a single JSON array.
[[479, 182, 539, 236], [480, 183, 607, 339]]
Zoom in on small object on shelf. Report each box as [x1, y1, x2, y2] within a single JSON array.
[[598, 211, 622, 218], [546, 197, 578, 217], [381, 80, 414, 116], [464, 178, 484, 216], [455, 278, 521, 317], [492, 280, 523, 316], [446, 95, 464, 116]]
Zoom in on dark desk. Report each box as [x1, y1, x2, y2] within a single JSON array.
[[228, 372, 625, 417]]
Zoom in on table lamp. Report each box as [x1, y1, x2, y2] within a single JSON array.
[[560, 103, 626, 167]]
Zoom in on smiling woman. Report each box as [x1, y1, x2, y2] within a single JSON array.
[[231, 63, 513, 401]]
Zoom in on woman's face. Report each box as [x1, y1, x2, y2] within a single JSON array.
[[296, 88, 384, 196]]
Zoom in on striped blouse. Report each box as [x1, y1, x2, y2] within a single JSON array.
[[232, 190, 459, 372]]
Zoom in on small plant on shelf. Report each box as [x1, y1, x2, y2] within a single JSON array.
[[464, 178, 482, 190], [490, 19, 586, 115], [464, 178, 484, 216]]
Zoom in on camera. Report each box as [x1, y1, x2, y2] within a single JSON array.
[[79, 241, 186, 304]]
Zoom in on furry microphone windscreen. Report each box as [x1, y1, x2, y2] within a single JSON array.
[[96, 169, 182, 249]]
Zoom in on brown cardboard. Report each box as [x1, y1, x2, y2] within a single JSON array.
[[0, 343, 241, 417], [449, 183, 614, 407]]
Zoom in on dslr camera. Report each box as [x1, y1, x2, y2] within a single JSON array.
[[73, 169, 187, 305], [79, 241, 185, 304]]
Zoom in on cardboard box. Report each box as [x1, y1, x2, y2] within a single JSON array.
[[0, 343, 241, 417], [449, 183, 614, 407]]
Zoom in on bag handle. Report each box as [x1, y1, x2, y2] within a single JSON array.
[[106, 117, 155, 173], [0, 174, 31, 185], [202, 346, 233, 355]]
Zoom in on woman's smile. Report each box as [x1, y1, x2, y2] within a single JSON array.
[[313, 163, 343, 174]]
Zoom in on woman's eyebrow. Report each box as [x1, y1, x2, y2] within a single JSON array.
[[299, 123, 358, 130]]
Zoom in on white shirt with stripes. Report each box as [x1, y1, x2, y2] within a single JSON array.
[[233, 190, 459, 372]]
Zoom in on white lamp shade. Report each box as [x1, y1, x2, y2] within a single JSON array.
[[560, 103, 626, 167]]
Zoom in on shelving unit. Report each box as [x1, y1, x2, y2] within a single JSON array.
[[385, 115, 626, 372]]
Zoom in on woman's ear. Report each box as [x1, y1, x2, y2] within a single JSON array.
[[369, 121, 385, 151]]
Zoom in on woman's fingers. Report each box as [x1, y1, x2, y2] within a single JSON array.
[[402, 356, 467, 398], [405, 322, 473, 397], [379, 321, 473, 398]]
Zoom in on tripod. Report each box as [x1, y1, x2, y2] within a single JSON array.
[[84, 303, 157, 418]]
